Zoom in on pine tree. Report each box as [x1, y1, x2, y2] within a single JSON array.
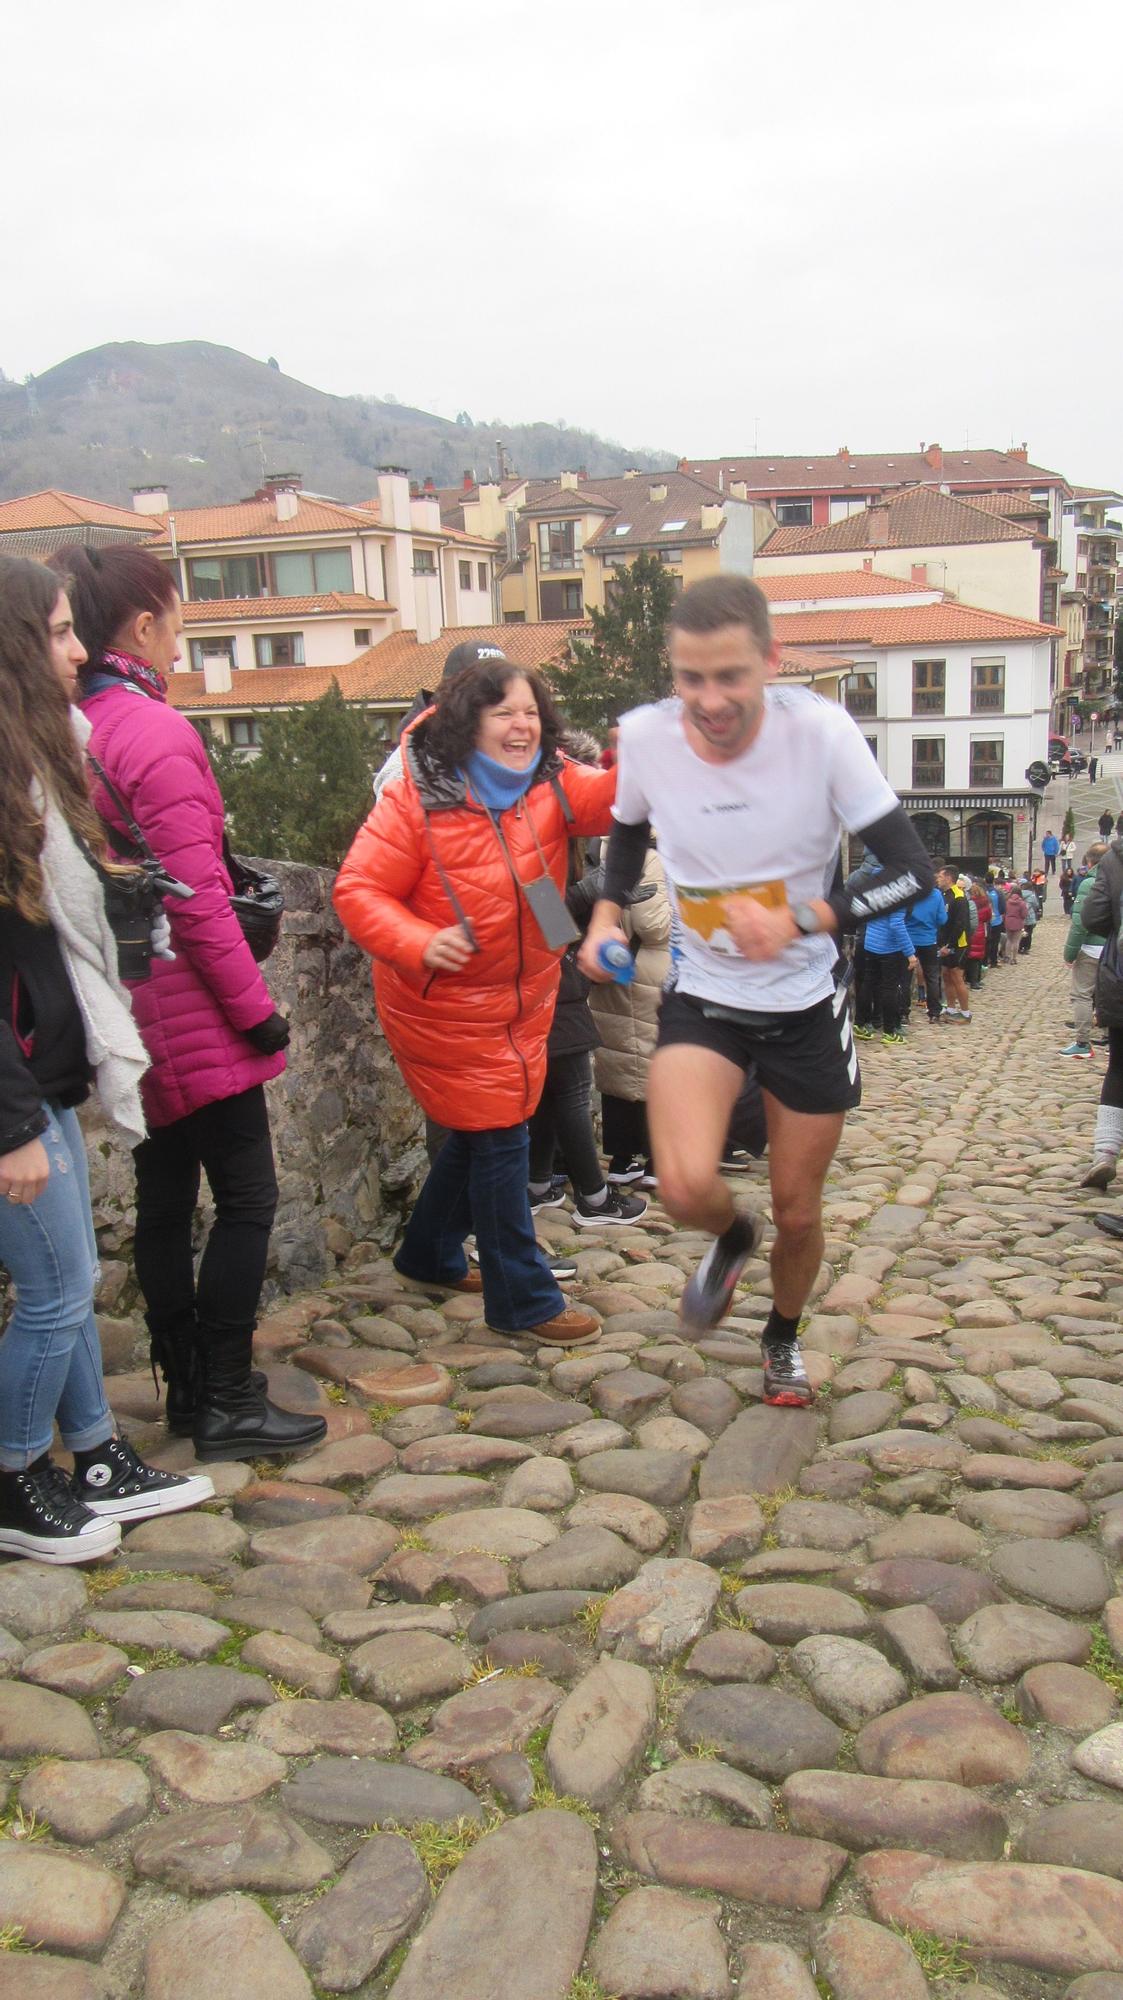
[[552, 551, 677, 735], [209, 682, 382, 868]]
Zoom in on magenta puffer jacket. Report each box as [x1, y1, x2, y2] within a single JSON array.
[[81, 681, 284, 1129]]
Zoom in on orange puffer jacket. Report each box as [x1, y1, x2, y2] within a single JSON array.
[[334, 721, 615, 1131]]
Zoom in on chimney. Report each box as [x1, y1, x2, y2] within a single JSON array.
[[649, 482, 668, 503], [275, 489, 299, 521], [911, 562, 928, 587], [862, 558, 873, 572], [730, 480, 749, 501], [423, 477, 436, 495], [837, 445, 850, 459], [699, 503, 724, 533], [463, 470, 474, 492], [923, 442, 943, 472], [202, 653, 233, 696], [376, 467, 412, 530], [1009, 443, 1029, 462], [868, 506, 891, 543], [578, 467, 587, 482], [409, 480, 420, 499], [560, 470, 579, 490], [623, 468, 639, 479], [132, 485, 169, 515]]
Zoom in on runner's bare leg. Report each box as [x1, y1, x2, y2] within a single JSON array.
[[762, 1095, 845, 1317], [646, 1043, 745, 1231]]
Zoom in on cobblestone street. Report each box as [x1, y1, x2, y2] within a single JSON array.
[[7, 777, 1123, 1999]]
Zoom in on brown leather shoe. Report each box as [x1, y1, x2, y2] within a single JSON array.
[[488, 1306, 600, 1346], [400, 1270, 483, 1295]]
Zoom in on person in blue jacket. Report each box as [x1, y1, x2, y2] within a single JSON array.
[[855, 908, 917, 1045], [904, 882, 947, 1024]]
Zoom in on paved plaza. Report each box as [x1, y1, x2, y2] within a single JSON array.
[[7, 777, 1123, 1997]]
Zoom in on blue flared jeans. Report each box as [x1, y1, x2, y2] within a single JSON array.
[[0, 1103, 114, 1470], [394, 1122, 564, 1333]]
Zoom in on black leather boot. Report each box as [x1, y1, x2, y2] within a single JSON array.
[[150, 1318, 269, 1437], [192, 1325, 327, 1463]]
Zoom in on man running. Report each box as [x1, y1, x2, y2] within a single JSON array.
[[579, 575, 934, 1406]]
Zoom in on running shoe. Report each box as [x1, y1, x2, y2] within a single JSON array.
[[0, 1457, 121, 1565], [529, 1185, 568, 1213], [720, 1148, 752, 1171], [853, 1025, 875, 1041], [1082, 1156, 1117, 1190], [572, 1186, 648, 1228], [761, 1337, 813, 1408], [881, 1031, 906, 1046], [1060, 1041, 1093, 1059], [680, 1210, 766, 1333], [71, 1435, 214, 1522], [606, 1156, 646, 1184]]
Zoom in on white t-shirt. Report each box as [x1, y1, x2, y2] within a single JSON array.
[[614, 688, 897, 1011]]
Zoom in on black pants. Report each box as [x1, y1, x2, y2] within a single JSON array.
[[133, 1084, 278, 1342], [1103, 1029, 1123, 1110], [912, 942, 941, 1019], [528, 1050, 603, 1197], [858, 951, 905, 1035], [1020, 927, 1035, 953], [1044, 854, 1057, 874], [602, 1093, 650, 1168], [985, 927, 1001, 968], [966, 955, 983, 989]]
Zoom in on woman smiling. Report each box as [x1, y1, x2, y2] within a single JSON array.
[[334, 656, 615, 1344]]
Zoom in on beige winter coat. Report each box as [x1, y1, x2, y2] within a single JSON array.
[[591, 851, 671, 1101]]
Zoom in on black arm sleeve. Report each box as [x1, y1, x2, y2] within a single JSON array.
[[602, 817, 651, 908], [828, 803, 936, 932]]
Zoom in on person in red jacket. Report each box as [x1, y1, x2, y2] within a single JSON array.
[[51, 547, 325, 1466], [335, 658, 615, 1345]]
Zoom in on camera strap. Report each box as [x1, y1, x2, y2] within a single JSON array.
[[85, 753, 159, 867]]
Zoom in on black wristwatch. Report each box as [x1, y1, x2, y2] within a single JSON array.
[[790, 902, 823, 936]]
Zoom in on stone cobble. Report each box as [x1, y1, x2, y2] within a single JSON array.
[[6, 798, 1123, 1994]]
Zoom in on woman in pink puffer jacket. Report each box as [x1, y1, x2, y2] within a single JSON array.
[[51, 547, 325, 1467]]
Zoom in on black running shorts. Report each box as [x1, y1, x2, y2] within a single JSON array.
[[655, 985, 861, 1116]]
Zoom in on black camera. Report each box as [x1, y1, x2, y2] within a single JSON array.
[[101, 859, 194, 982]]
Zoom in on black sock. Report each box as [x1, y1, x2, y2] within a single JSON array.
[[763, 1307, 801, 1347], [716, 1211, 758, 1260]]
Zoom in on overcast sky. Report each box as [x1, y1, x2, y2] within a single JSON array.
[[4, 0, 1122, 490]]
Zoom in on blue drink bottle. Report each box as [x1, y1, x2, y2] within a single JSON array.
[[596, 939, 636, 985]]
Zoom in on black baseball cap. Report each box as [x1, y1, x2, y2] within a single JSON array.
[[440, 639, 512, 683]]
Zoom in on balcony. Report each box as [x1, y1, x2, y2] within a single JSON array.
[[971, 690, 1006, 712], [845, 690, 877, 716], [540, 552, 582, 572], [912, 691, 946, 715]]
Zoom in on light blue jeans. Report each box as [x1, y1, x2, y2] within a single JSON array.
[[0, 1104, 114, 1470]]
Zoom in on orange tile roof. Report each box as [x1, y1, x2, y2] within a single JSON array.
[[757, 570, 934, 601], [166, 621, 582, 712], [180, 593, 391, 624], [681, 447, 1065, 494], [0, 489, 158, 533], [757, 604, 1060, 647], [957, 491, 1050, 521], [776, 646, 854, 678], [146, 497, 378, 546], [761, 486, 1037, 556]]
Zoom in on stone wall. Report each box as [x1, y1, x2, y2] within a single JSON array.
[[81, 858, 425, 1303]]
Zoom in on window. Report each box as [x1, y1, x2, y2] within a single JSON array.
[[912, 737, 945, 787], [775, 499, 813, 525], [229, 717, 262, 748], [187, 555, 265, 600], [912, 659, 945, 715], [540, 579, 584, 618], [412, 549, 436, 575], [845, 670, 877, 716], [478, 562, 488, 592], [972, 657, 1005, 712], [830, 495, 869, 522], [353, 628, 371, 647], [538, 519, 582, 570], [660, 520, 687, 533], [188, 637, 237, 671], [970, 737, 1003, 787], [504, 611, 526, 623], [254, 632, 304, 667], [271, 547, 354, 595], [864, 737, 879, 763], [459, 560, 472, 590]]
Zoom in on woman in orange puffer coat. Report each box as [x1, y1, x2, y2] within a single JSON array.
[[334, 658, 615, 1345]]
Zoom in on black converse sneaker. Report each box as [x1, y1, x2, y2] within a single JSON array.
[[0, 1456, 121, 1564], [761, 1337, 813, 1408], [71, 1435, 214, 1522], [680, 1210, 766, 1333], [572, 1186, 649, 1228]]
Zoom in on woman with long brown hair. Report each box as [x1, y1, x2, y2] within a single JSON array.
[[0, 555, 213, 1560], [49, 544, 324, 1465]]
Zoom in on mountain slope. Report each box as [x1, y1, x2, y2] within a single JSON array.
[[0, 340, 669, 506]]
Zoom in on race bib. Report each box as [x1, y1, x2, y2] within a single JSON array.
[[674, 879, 788, 955]]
